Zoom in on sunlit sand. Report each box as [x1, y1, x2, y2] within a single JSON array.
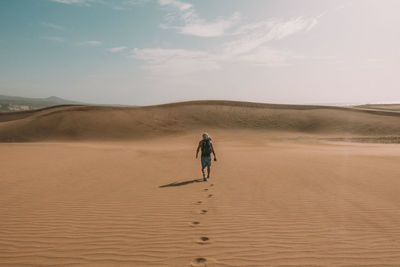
[[1, 101, 400, 266]]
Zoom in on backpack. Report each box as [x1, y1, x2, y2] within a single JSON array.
[[201, 139, 213, 156]]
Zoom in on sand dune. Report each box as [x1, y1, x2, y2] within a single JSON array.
[[1, 100, 400, 142], [1, 135, 400, 266], [356, 104, 400, 112], [2, 101, 400, 266]]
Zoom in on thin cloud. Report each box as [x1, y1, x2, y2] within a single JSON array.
[[132, 48, 219, 74], [181, 12, 241, 37], [133, 15, 319, 74], [77, 40, 103, 46], [50, 0, 150, 9], [159, 0, 240, 37], [224, 16, 318, 56], [109, 46, 128, 53], [110, 0, 151, 10], [158, 0, 318, 40], [159, 0, 192, 11], [126, 0, 151, 4], [42, 36, 65, 43], [42, 22, 65, 30], [51, 0, 90, 4], [234, 17, 317, 38], [132, 46, 296, 75]]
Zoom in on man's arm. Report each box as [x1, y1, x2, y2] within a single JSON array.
[[196, 141, 202, 158], [211, 143, 217, 160]]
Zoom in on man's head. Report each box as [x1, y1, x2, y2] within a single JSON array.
[[202, 132, 209, 140]]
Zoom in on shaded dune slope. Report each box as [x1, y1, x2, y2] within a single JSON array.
[[1, 100, 400, 141]]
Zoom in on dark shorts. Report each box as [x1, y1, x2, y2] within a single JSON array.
[[201, 155, 212, 168]]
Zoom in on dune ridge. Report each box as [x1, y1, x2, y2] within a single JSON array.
[[1, 100, 400, 142], [0, 101, 400, 142], [2, 101, 400, 266]]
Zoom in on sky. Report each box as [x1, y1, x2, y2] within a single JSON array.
[[0, 0, 400, 105]]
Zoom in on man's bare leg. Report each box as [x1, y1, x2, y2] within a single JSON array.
[[207, 166, 211, 178], [202, 168, 206, 181]]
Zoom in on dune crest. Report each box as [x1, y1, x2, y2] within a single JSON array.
[[1, 100, 400, 142]]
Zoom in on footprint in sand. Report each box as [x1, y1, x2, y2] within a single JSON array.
[[210, 184, 214, 187], [201, 209, 207, 214], [208, 194, 213, 198], [196, 236, 210, 245], [190, 257, 207, 267], [204, 188, 208, 191], [192, 221, 200, 225], [194, 257, 206, 264], [196, 201, 202, 205]]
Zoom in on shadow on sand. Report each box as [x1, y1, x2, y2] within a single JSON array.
[[159, 178, 204, 188]]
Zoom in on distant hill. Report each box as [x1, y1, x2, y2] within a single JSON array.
[[1, 100, 400, 142], [0, 95, 83, 112], [355, 104, 400, 112]]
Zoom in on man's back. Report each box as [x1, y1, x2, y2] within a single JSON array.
[[196, 133, 217, 180], [201, 139, 213, 157]]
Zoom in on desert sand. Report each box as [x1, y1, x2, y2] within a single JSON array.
[[1, 101, 400, 266]]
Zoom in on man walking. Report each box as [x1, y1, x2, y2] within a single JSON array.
[[196, 133, 217, 181]]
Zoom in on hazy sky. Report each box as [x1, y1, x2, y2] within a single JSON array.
[[1, 0, 399, 105]]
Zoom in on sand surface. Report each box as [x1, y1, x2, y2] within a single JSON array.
[[2, 132, 400, 266], [2, 101, 400, 142]]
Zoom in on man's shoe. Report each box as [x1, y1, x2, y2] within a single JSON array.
[[203, 173, 206, 181]]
